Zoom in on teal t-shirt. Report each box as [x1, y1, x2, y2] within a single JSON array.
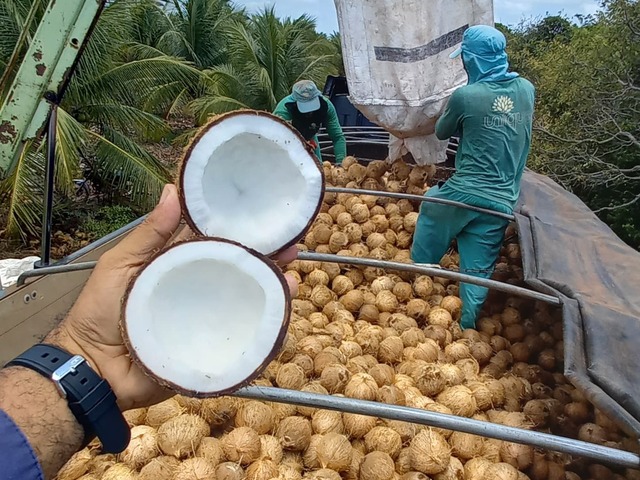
[[435, 77, 536, 212]]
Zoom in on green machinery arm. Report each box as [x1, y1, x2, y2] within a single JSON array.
[[0, 0, 106, 176]]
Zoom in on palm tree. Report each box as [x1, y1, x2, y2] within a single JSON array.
[[0, 0, 202, 239], [188, 6, 339, 125]]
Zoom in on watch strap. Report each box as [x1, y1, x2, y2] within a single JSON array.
[[6, 343, 130, 453]]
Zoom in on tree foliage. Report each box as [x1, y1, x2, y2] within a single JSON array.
[[504, 0, 640, 249], [0, 0, 339, 240]]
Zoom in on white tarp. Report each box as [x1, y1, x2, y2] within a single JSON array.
[[334, 0, 494, 164], [0, 256, 39, 288]]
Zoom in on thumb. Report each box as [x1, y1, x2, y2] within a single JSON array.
[[110, 184, 182, 263]]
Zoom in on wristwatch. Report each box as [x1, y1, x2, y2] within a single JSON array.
[[5, 343, 130, 453]]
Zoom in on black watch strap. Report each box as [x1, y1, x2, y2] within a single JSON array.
[[6, 343, 130, 453]]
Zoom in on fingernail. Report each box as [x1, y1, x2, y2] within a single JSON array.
[[159, 184, 171, 205]]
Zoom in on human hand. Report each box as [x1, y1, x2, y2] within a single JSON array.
[[46, 184, 298, 411]]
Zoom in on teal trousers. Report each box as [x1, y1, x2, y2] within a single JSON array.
[[410, 185, 511, 329]]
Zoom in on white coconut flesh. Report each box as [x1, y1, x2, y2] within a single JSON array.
[[123, 240, 289, 395], [182, 113, 323, 255]]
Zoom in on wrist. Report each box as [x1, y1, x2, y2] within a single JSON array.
[[44, 323, 104, 380]]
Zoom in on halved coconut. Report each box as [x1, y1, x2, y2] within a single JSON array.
[[122, 238, 291, 397], [179, 110, 324, 256]]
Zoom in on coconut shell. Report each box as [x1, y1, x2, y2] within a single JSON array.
[[177, 110, 323, 256], [100, 464, 137, 480], [121, 238, 292, 398]]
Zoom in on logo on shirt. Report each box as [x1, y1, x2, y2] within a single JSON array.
[[484, 94, 524, 128], [492, 95, 515, 114]]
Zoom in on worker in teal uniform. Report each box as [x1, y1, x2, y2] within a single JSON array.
[[273, 80, 347, 164], [411, 25, 536, 329]]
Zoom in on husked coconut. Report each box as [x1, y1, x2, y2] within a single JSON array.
[[56, 449, 93, 480], [222, 426, 262, 465], [246, 459, 279, 480], [196, 437, 224, 465], [364, 426, 403, 458], [433, 456, 464, 480], [277, 416, 312, 451], [305, 468, 342, 480], [139, 455, 180, 480], [360, 451, 395, 480], [448, 431, 484, 460], [235, 401, 275, 435], [345, 373, 379, 400], [174, 457, 217, 480], [317, 433, 353, 472], [157, 414, 210, 458], [409, 429, 451, 475], [312, 410, 345, 435], [101, 464, 137, 480], [118, 425, 159, 469], [145, 397, 185, 428], [216, 462, 245, 480], [122, 408, 147, 427], [344, 413, 377, 439], [179, 111, 323, 255], [122, 239, 291, 397]]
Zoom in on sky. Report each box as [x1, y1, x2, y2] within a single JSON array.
[[236, 0, 602, 34]]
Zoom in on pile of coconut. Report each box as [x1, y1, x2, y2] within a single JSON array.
[[55, 158, 639, 480]]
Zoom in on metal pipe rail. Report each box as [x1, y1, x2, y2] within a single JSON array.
[[325, 187, 515, 221], [17, 261, 97, 286], [15, 251, 560, 307], [299, 252, 561, 306], [234, 386, 640, 469]]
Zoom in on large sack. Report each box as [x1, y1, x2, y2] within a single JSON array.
[[334, 0, 494, 164]]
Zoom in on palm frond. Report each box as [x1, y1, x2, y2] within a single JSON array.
[[0, 140, 45, 239], [189, 95, 251, 123], [79, 103, 170, 142], [54, 108, 85, 196], [88, 127, 171, 209], [97, 56, 202, 102]]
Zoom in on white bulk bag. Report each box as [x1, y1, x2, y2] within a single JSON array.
[[334, 0, 494, 164]]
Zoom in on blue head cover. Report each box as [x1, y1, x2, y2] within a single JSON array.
[[449, 25, 519, 84]]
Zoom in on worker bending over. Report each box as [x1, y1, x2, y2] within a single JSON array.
[[411, 25, 535, 329], [273, 80, 347, 164]]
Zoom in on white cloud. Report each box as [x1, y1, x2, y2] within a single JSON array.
[[235, 0, 602, 33]]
